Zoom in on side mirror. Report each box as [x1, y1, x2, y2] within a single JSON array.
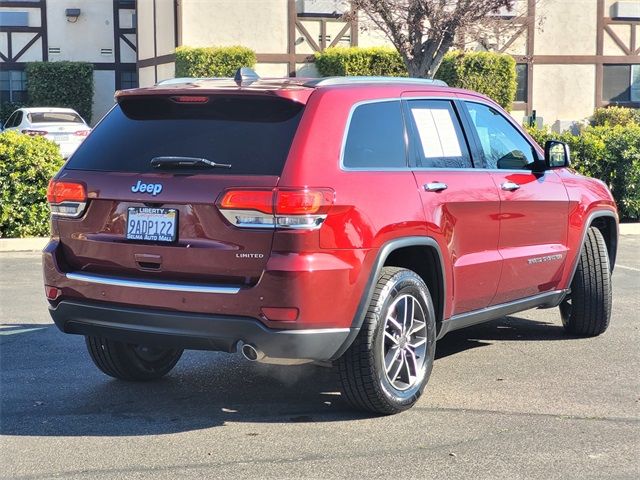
[[544, 140, 570, 169]]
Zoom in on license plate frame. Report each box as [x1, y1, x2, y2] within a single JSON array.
[[126, 207, 178, 243]]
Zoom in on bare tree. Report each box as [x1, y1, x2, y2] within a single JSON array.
[[349, 0, 516, 78]]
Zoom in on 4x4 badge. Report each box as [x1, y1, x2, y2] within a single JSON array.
[[131, 180, 163, 196]]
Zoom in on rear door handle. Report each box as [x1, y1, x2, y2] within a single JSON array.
[[501, 181, 521, 191], [424, 182, 448, 192]]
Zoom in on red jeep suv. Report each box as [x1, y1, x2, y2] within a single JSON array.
[[43, 71, 618, 414]]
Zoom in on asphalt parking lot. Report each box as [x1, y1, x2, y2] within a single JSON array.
[[1, 235, 639, 480]]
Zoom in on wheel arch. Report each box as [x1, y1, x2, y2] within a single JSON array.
[[566, 210, 618, 287], [331, 237, 446, 360], [589, 213, 618, 271]]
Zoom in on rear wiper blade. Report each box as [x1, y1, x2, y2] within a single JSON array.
[[150, 156, 232, 169]]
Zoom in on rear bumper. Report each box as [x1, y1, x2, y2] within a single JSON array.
[[49, 300, 352, 361]]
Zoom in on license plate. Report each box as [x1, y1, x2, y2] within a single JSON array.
[[53, 134, 69, 142], [126, 207, 177, 242]]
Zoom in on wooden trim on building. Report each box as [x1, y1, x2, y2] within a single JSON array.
[[137, 52, 175, 69], [0, 0, 47, 65], [113, 0, 137, 90]]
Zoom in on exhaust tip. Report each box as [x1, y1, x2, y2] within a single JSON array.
[[241, 343, 264, 362]]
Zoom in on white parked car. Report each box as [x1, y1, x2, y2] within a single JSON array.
[[2, 107, 91, 158]]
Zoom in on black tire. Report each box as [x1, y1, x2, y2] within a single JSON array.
[[560, 227, 612, 337], [337, 267, 436, 415], [85, 336, 183, 381]]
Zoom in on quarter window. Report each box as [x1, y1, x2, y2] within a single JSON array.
[[465, 102, 536, 170], [407, 100, 471, 169], [343, 101, 406, 169]]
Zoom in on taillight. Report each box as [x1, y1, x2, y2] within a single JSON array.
[[46, 180, 87, 218], [21, 129, 47, 136], [217, 188, 334, 230], [74, 129, 90, 137]]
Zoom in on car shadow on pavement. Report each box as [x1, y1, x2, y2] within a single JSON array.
[[435, 314, 574, 360], [1, 316, 575, 437]]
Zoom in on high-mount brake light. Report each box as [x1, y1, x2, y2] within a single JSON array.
[[22, 129, 47, 136], [217, 188, 334, 230], [171, 96, 209, 104], [46, 180, 87, 218]]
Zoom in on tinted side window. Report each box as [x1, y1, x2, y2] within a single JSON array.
[[465, 102, 536, 170], [4, 112, 17, 128], [407, 100, 471, 169], [343, 101, 406, 169], [13, 111, 23, 126]]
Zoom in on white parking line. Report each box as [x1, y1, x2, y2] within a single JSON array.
[[616, 264, 640, 272], [0, 327, 47, 336]]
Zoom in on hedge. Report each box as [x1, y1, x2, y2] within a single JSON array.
[[175, 46, 256, 77], [435, 51, 517, 110], [591, 106, 640, 127], [526, 120, 640, 220], [0, 131, 64, 237], [0, 101, 25, 125], [314, 47, 407, 77], [25, 61, 94, 123], [314, 47, 516, 110]]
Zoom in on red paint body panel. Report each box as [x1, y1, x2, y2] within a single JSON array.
[[489, 170, 570, 304], [413, 170, 501, 316], [43, 78, 618, 342]]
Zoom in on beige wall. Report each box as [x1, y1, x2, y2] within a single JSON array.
[[532, 64, 596, 125], [136, 0, 155, 60], [255, 63, 289, 77], [534, 0, 598, 56], [180, 0, 287, 53], [138, 66, 157, 88], [156, 62, 176, 83], [46, 0, 115, 63], [155, 0, 176, 57], [92, 70, 116, 125]]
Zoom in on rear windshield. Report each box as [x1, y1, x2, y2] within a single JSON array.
[[29, 112, 84, 124], [65, 96, 304, 175]]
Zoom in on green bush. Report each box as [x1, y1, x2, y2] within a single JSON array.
[[0, 131, 64, 237], [526, 124, 640, 220], [26, 61, 94, 123], [1, 101, 25, 125], [591, 106, 640, 127], [175, 46, 257, 77], [436, 51, 517, 111], [314, 47, 407, 77]]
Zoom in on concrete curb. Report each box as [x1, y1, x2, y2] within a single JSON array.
[[620, 223, 640, 235], [0, 237, 48, 252], [0, 223, 638, 253]]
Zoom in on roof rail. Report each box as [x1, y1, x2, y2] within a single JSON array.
[[304, 76, 448, 88]]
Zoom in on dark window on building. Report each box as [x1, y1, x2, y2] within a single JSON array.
[[515, 64, 528, 103], [120, 70, 138, 90], [0, 12, 29, 27], [343, 101, 407, 169], [603, 64, 640, 103], [0, 70, 27, 103]]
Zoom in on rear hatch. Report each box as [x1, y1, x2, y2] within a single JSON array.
[[55, 93, 305, 285]]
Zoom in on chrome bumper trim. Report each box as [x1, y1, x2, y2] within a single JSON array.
[[66, 272, 241, 294]]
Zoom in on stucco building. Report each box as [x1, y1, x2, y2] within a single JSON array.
[[2, 0, 639, 127], [0, 0, 137, 122]]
